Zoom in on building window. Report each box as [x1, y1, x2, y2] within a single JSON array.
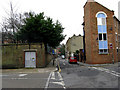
[[103, 34, 107, 40], [98, 33, 107, 40], [119, 36, 120, 42], [99, 49, 108, 54], [96, 12, 108, 54], [99, 34, 102, 40], [115, 32, 117, 42], [116, 47, 118, 54]]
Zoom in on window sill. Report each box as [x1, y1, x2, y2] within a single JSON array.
[[99, 53, 109, 55]]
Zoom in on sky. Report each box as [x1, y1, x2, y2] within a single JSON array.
[[0, 0, 119, 44]]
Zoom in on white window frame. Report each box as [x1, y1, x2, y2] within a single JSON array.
[[96, 12, 108, 54], [99, 49, 108, 54]]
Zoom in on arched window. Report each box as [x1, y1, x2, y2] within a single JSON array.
[[96, 12, 108, 54]]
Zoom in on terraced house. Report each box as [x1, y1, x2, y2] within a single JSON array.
[[83, 0, 120, 64], [65, 35, 83, 58]]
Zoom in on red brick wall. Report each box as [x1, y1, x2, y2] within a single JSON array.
[[118, 22, 120, 62], [84, 2, 92, 63], [114, 18, 120, 62], [84, 2, 117, 64]]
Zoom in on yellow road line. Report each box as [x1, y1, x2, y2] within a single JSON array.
[[57, 60, 61, 72]]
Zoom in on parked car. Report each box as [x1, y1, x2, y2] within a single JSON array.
[[68, 57, 77, 64], [61, 55, 65, 59]]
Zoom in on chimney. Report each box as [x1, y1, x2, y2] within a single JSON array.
[[111, 10, 114, 15], [87, 0, 94, 2]]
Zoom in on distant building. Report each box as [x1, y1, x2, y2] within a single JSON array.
[[2, 32, 14, 44], [83, 0, 120, 64], [113, 16, 120, 62], [65, 35, 83, 58]]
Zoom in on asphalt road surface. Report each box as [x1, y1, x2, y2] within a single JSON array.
[[58, 57, 120, 89], [1, 57, 120, 90]]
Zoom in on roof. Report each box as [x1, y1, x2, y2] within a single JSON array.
[[113, 16, 120, 22], [66, 35, 83, 45], [83, 0, 114, 13]]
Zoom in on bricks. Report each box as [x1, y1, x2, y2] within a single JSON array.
[[84, 1, 120, 64]]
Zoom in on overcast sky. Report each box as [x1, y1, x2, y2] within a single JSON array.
[[0, 0, 119, 44]]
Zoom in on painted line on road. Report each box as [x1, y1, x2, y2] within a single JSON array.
[[44, 72, 52, 90], [89, 67, 120, 77], [57, 72, 66, 89], [11, 78, 28, 80], [58, 61, 61, 72], [3, 78, 48, 80], [63, 63, 66, 65], [0, 75, 9, 77], [57, 72, 63, 81], [19, 74, 27, 77], [51, 72, 55, 80]]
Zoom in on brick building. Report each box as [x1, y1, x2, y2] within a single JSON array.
[[83, 0, 120, 64], [113, 16, 120, 62]]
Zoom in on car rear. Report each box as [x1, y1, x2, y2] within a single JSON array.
[[69, 57, 77, 64]]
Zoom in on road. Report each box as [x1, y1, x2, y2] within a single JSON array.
[[58, 57, 120, 89], [2, 67, 57, 89], [1, 57, 120, 90]]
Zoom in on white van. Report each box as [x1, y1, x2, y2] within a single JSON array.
[[61, 55, 65, 59]]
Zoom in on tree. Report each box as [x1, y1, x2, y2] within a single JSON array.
[[1, 2, 23, 44], [16, 12, 66, 50], [59, 44, 65, 55]]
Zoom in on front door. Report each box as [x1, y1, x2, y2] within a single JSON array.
[[25, 52, 36, 68]]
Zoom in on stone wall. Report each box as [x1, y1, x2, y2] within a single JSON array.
[[2, 43, 52, 68]]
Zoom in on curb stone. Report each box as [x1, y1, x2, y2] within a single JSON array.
[[77, 61, 120, 67]]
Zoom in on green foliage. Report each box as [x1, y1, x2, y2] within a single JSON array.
[[76, 50, 79, 54], [59, 44, 65, 55], [16, 12, 65, 48]]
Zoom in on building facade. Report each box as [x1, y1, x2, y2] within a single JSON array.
[[83, 0, 120, 64], [113, 16, 120, 62], [65, 35, 83, 58]]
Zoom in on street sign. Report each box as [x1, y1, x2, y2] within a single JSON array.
[[110, 43, 112, 49], [52, 50, 55, 54]]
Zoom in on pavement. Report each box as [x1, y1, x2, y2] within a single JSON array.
[[2, 60, 56, 74], [63, 58, 120, 67], [77, 61, 120, 67]]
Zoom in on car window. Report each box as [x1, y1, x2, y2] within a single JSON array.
[[71, 57, 74, 59]]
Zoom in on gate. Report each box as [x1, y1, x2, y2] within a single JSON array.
[[25, 51, 36, 68]]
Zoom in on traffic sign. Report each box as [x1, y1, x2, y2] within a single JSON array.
[[52, 50, 55, 54], [110, 43, 112, 49]]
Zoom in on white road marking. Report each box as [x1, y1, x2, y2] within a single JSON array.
[[63, 63, 66, 65], [19, 74, 27, 77], [11, 78, 28, 80], [51, 72, 55, 80], [57, 72, 63, 80], [89, 67, 120, 77], [46, 71, 66, 89], [0, 75, 9, 77], [57, 72, 66, 89], [50, 81, 64, 86], [45, 72, 52, 90]]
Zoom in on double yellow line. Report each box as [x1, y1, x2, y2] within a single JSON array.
[[58, 62, 61, 72], [56, 59, 61, 72]]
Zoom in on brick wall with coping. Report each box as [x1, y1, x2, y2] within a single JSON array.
[[2, 43, 52, 68]]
